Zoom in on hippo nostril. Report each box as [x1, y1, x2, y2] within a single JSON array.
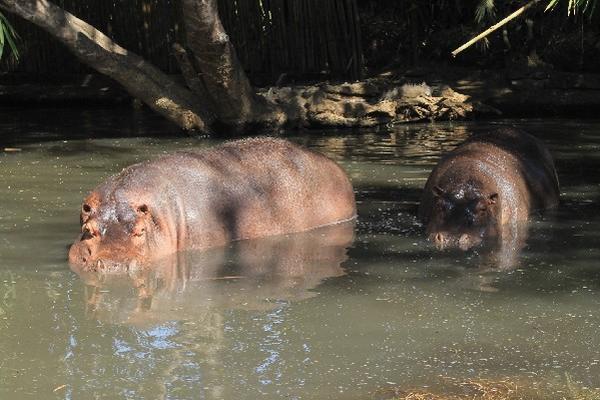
[[458, 234, 473, 251], [432, 232, 445, 250]]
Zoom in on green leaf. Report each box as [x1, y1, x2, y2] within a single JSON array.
[[4, 26, 18, 60], [0, 24, 5, 61], [0, 12, 19, 61], [545, 0, 599, 16], [475, 0, 496, 24], [545, 0, 560, 11]]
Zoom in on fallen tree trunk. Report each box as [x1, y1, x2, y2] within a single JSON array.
[[0, 0, 213, 133], [260, 80, 491, 127]]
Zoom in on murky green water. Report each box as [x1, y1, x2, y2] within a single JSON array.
[[1, 108, 600, 399]]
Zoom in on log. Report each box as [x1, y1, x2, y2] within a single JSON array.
[[0, 0, 213, 133]]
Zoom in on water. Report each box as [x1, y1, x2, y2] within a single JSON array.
[[1, 108, 600, 399]]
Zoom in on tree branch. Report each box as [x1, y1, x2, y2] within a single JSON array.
[[180, 0, 264, 127], [451, 0, 541, 57], [0, 0, 213, 133], [171, 42, 217, 124]]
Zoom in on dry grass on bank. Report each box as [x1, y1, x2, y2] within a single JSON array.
[[374, 375, 600, 400]]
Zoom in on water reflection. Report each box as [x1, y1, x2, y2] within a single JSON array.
[[74, 221, 355, 324], [61, 222, 354, 398]]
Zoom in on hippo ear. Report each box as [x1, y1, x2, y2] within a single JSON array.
[[432, 186, 445, 198], [488, 193, 499, 204], [137, 204, 150, 215]]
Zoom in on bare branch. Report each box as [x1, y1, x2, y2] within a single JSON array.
[[451, 0, 541, 58]]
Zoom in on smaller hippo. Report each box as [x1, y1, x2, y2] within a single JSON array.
[[419, 128, 559, 261], [68, 138, 356, 272]]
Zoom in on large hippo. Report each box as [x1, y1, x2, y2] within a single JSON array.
[[68, 138, 356, 272], [419, 128, 559, 261]]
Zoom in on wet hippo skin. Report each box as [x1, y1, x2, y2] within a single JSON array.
[[419, 127, 559, 266], [68, 138, 356, 272]]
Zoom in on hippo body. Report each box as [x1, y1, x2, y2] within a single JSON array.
[[419, 128, 559, 258], [69, 138, 356, 272]]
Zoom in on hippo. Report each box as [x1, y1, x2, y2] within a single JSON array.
[[68, 138, 356, 272], [418, 128, 559, 264]]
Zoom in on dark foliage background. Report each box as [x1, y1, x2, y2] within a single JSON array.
[[1, 0, 599, 85]]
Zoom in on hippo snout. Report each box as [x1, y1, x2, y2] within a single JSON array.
[[458, 233, 481, 251], [68, 237, 138, 273], [92, 258, 138, 273], [430, 231, 482, 251], [68, 239, 95, 266]]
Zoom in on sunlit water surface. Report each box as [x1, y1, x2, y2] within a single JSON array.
[[1, 108, 599, 399]]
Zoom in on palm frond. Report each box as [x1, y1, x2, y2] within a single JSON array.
[[475, 0, 496, 24], [545, 0, 598, 16], [0, 11, 19, 61]]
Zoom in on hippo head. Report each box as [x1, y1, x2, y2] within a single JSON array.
[[68, 191, 169, 272], [426, 184, 500, 251]]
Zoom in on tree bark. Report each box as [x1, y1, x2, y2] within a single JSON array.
[[180, 0, 270, 128], [172, 42, 217, 123], [0, 0, 213, 133]]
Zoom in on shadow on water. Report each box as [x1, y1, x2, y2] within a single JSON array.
[[0, 107, 185, 146], [43, 140, 141, 156]]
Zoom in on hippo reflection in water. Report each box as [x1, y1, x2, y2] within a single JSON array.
[[419, 128, 560, 268], [68, 138, 356, 273], [77, 221, 354, 323]]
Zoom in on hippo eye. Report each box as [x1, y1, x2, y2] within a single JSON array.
[[432, 186, 445, 198], [438, 199, 453, 211], [137, 204, 149, 214], [82, 204, 92, 213]]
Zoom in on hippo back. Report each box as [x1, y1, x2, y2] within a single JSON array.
[[114, 137, 356, 251], [462, 128, 560, 210]]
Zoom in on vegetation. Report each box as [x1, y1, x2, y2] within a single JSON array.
[[376, 375, 600, 400], [361, 0, 599, 72], [546, 0, 598, 16], [0, 11, 18, 61]]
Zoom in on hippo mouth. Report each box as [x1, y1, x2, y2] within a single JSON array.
[[68, 233, 148, 274], [68, 244, 142, 274]]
